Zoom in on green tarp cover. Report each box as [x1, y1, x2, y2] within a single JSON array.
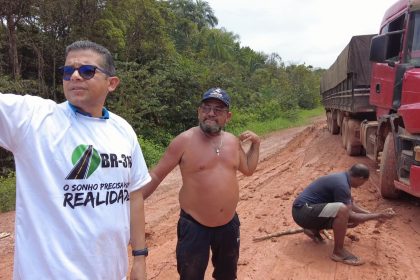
[[320, 34, 377, 93]]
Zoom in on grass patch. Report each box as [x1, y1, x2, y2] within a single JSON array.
[[0, 173, 16, 212], [227, 106, 324, 136]]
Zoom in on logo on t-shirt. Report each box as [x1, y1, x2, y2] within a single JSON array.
[[65, 144, 133, 179], [66, 145, 100, 179], [62, 144, 132, 208]]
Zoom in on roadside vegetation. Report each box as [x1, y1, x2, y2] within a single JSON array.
[[0, 0, 325, 212], [0, 173, 16, 213]]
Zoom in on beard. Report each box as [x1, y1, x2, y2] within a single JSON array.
[[199, 121, 223, 134]]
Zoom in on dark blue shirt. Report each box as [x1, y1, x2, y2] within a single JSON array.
[[293, 172, 352, 207]]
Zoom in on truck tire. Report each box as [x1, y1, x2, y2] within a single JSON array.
[[379, 133, 400, 199], [341, 117, 349, 148], [346, 141, 361, 156], [326, 111, 332, 133], [331, 119, 339, 135], [331, 111, 339, 135]]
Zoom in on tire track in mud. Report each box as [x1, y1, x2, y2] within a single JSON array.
[[136, 119, 420, 279], [235, 119, 420, 280], [239, 123, 323, 193], [234, 122, 333, 280]]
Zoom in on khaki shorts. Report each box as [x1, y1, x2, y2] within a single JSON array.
[[292, 202, 344, 230]]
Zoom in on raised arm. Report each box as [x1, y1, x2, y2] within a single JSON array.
[[0, 93, 35, 150], [238, 130, 261, 176]]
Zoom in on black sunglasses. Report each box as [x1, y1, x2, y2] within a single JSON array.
[[60, 65, 112, 81]]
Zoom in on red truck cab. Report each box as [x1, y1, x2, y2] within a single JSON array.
[[370, 0, 420, 197]]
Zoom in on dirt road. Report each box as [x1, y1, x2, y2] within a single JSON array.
[[2, 117, 420, 279]]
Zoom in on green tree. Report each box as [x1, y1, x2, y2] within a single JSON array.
[[169, 0, 217, 30], [165, 0, 217, 53], [196, 28, 239, 61], [0, 0, 33, 79], [287, 64, 320, 109], [107, 55, 202, 145]]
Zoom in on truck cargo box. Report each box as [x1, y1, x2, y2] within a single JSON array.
[[321, 34, 377, 113]]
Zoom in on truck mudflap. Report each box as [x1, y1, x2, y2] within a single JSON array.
[[394, 165, 420, 197], [360, 120, 378, 161]]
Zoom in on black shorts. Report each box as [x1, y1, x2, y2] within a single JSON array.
[[176, 209, 240, 280], [292, 203, 343, 230]]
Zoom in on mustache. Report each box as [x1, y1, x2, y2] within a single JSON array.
[[199, 122, 223, 134]]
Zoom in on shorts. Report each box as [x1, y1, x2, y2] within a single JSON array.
[[292, 202, 344, 230], [176, 209, 240, 280]]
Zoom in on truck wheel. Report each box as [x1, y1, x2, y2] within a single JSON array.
[[341, 117, 348, 148], [326, 112, 332, 133], [346, 141, 361, 156], [331, 111, 339, 135], [331, 119, 339, 135], [379, 133, 400, 199]]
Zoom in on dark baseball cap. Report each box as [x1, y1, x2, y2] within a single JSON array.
[[201, 88, 230, 107]]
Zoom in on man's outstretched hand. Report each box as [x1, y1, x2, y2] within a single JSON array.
[[379, 208, 396, 219]]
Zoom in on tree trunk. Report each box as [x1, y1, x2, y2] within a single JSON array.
[[33, 43, 47, 97], [6, 14, 20, 80]]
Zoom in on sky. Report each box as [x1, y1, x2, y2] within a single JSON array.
[[205, 0, 397, 69]]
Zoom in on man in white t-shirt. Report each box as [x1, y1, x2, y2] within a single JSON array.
[[0, 40, 151, 279]]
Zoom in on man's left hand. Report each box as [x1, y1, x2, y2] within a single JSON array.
[[130, 257, 146, 280], [239, 130, 260, 144]]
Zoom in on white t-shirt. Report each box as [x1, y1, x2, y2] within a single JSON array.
[[0, 93, 151, 279]]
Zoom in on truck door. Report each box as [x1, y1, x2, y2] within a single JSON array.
[[370, 14, 406, 117]]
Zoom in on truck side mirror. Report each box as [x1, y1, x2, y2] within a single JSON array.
[[370, 35, 388, 63]]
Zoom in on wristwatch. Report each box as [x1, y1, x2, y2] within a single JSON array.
[[132, 248, 148, 257]]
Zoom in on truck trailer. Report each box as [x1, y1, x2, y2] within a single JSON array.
[[321, 0, 420, 199]]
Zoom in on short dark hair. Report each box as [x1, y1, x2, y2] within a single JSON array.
[[348, 163, 369, 179], [65, 40, 115, 76]]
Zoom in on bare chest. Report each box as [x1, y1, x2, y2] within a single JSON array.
[[180, 140, 239, 172]]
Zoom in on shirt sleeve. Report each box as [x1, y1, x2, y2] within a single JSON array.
[[333, 185, 352, 204], [0, 93, 35, 151]]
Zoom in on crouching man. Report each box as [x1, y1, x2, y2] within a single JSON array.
[[292, 163, 395, 266]]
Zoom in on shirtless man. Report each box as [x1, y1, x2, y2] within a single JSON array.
[[141, 87, 260, 280]]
